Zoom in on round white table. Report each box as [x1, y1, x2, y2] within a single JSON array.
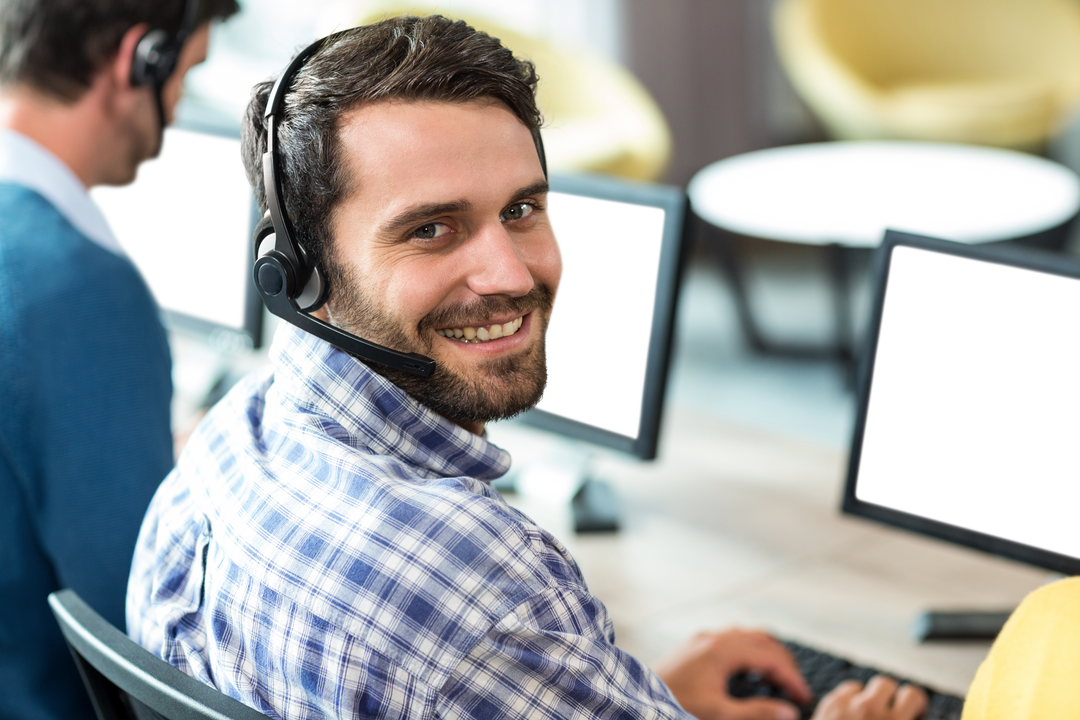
[[688, 141, 1080, 359]]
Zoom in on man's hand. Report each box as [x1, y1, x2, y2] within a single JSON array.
[[811, 676, 927, 720], [652, 629, 811, 720]]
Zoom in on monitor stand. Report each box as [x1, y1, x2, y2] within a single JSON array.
[[570, 477, 620, 533], [912, 609, 1013, 642], [489, 426, 621, 534], [911, 571, 1067, 641]]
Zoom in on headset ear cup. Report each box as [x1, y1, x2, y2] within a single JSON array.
[[131, 29, 170, 86], [253, 216, 292, 299], [296, 265, 329, 312], [252, 215, 276, 255], [253, 215, 328, 312]]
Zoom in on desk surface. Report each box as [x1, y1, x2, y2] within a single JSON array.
[[492, 406, 1055, 698], [688, 141, 1080, 247], [174, 332, 1054, 700]]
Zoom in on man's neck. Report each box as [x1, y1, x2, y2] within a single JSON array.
[[0, 84, 113, 188], [451, 417, 485, 436]]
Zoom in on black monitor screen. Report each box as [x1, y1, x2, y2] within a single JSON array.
[[845, 229, 1080, 576]]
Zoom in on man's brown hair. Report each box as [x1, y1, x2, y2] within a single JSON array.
[[0, 0, 239, 102], [240, 14, 543, 302]]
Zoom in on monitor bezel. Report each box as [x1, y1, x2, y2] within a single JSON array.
[[516, 173, 689, 460], [844, 228, 1080, 576]]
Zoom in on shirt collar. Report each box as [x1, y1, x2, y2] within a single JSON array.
[[270, 323, 512, 482], [0, 128, 122, 255]]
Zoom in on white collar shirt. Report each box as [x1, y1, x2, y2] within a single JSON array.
[[0, 127, 122, 255]]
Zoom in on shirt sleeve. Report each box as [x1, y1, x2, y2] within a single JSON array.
[[437, 584, 692, 720]]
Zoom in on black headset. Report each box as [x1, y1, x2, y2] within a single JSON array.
[[252, 30, 548, 378], [130, 0, 199, 143]]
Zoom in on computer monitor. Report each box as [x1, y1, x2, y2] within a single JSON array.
[[490, 174, 687, 531], [845, 229, 1080, 636], [153, 109, 264, 351]]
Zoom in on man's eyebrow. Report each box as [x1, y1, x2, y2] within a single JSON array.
[[381, 200, 473, 235], [380, 180, 550, 236], [514, 180, 550, 201]]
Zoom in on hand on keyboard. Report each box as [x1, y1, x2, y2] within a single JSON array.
[[653, 628, 812, 720], [728, 640, 963, 720], [812, 676, 927, 720]]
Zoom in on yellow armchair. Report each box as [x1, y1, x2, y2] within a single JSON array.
[[773, 0, 1080, 151], [346, 3, 672, 181]]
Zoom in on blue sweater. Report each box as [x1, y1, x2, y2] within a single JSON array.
[[0, 184, 173, 720]]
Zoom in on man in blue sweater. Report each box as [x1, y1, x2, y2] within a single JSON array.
[[0, 0, 237, 718]]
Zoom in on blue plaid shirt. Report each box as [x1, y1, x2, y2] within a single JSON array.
[[127, 325, 690, 719]]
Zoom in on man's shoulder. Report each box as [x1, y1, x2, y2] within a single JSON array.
[[213, 430, 582, 618], [151, 388, 585, 672], [0, 184, 122, 260], [0, 182, 80, 244], [0, 184, 157, 330]]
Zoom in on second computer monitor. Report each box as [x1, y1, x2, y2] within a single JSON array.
[[518, 174, 688, 460], [845, 229, 1080, 576]]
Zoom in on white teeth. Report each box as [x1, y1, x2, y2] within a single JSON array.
[[437, 316, 525, 343]]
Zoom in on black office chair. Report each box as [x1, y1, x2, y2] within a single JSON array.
[[48, 589, 269, 720]]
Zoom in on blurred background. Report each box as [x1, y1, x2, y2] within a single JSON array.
[[175, 0, 1080, 451]]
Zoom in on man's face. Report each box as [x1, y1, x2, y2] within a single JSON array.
[[324, 99, 561, 433], [110, 22, 210, 185]]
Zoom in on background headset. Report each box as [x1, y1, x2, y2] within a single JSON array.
[[130, 0, 199, 147], [252, 30, 549, 378]]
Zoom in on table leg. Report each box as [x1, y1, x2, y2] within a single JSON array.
[[699, 214, 860, 370], [692, 212, 770, 353], [825, 243, 859, 388]]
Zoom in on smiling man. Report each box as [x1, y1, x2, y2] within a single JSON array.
[[0, 1, 237, 718], [127, 16, 925, 720]]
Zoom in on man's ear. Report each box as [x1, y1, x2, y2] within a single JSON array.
[[108, 23, 151, 91]]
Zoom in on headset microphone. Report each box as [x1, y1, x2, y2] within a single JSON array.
[[252, 31, 549, 378]]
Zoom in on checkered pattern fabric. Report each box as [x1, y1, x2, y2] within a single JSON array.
[[127, 324, 691, 719]]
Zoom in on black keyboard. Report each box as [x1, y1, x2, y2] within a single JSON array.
[[728, 640, 965, 720]]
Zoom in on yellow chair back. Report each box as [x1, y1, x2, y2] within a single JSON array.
[[774, 0, 1080, 151], [349, 4, 672, 181]]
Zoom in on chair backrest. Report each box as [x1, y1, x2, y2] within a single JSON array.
[[47, 589, 269, 720], [773, 0, 1080, 150]]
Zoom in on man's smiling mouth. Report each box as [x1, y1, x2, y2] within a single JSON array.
[[436, 315, 524, 343]]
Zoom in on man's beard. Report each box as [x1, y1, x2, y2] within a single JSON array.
[[326, 268, 554, 426]]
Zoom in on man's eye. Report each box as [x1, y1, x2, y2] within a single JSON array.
[[413, 222, 451, 240], [500, 203, 535, 222]]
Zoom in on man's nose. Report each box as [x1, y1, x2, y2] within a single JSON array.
[[464, 223, 535, 298]]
